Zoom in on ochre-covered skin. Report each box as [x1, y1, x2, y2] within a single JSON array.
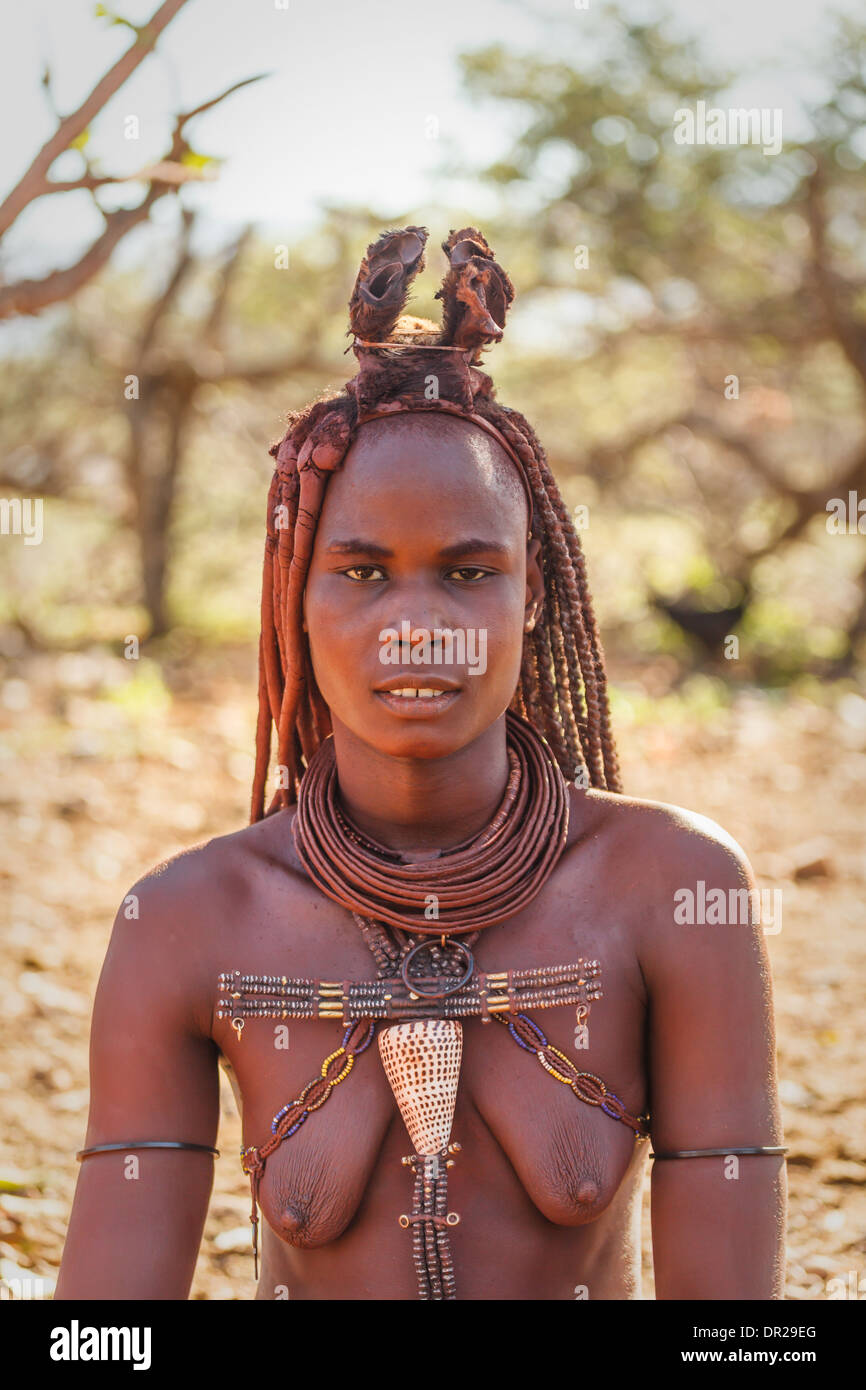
[[56, 231, 785, 1301], [218, 784, 652, 1299]]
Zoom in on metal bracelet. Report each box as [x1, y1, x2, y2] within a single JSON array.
[[76, 1140, 219, 1160], [651, 1145, 787, 1160]]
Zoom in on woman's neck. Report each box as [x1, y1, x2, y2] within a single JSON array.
[[327, 714, 510, 857]]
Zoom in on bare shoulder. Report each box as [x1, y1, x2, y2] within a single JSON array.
[[107, 808, 304, 1033], [131, 805, 303, 917], [562, 784, 764, 972], [575, 785, 750, 867]]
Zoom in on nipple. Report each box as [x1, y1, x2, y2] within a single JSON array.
[[279, 1204, 307, 1236], [575, 1179, 599, 1205]]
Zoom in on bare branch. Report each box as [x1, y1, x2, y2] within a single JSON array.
[[203, 224, 255, 348], [201, 355, 334, 384], [668, 408, 866, 558], [804, 156, 866, 390], [137, 208, 197, 358], [680, 411, 788, 491], [0, 72, 267, 321], [179, 74, 270, 124], [0, 0, 190, 238], [583, 411, 695, 476], [752, 437, 866, 555], [44, 161, 215, 194], [0, 185, 164, 318]]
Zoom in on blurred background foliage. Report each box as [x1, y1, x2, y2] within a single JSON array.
[[2, 0, 866, 1304], [1, 2, 865, 711]]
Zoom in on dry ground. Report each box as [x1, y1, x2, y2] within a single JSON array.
[[1, 646, 863, 1300]]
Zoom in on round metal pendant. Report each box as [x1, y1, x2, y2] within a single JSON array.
[[399, 938, 475, 999]]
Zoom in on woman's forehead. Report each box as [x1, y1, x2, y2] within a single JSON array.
[[351, 410, 494, 453], [343, 412, 527, 502]]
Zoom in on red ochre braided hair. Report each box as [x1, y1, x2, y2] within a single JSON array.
[[252, 225, 621, 821]]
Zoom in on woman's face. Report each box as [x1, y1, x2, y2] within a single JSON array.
[[302, 412, 544, 760]]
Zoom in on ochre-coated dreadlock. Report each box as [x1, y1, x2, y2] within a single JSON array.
[[252, 226, 621, 822]]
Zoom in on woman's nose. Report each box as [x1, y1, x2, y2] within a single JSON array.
[[381, 586, 453, 638]]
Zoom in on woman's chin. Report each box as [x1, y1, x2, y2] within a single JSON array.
[[371, 726, 470, 761], [351, 703, 477, 761]]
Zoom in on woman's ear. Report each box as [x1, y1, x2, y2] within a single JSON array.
[[302, 588, 308, 634], [524, 536, 544, 631]]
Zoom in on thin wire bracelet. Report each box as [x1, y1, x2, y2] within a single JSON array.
[[651, 1146, 788, 1160], [77, 1141, 220, 1159]]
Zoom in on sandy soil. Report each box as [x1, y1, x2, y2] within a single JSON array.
[[1, 647, 863, 1300]]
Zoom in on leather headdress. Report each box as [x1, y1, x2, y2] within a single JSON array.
[[274, 226, 535, 537]]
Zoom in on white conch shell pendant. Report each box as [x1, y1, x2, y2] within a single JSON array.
[[378, 1018, 463, 1154]]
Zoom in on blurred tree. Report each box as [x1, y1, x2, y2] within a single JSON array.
[[2, 5, 864, 681], [454, 5, 866, 668], [119, 212, 340, 635], [0, 205, 386, 640]]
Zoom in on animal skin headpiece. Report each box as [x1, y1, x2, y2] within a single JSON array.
[[271, 226, 534, 538]]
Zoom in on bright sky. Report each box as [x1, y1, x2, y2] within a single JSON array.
[[0, 0, 860, 279]]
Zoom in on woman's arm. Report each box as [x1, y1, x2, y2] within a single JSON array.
[[638, 812, 787, 1300], [56, 856, 220, 1300]]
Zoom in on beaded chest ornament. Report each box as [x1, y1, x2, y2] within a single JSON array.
[[217, 714, 650, 1300]]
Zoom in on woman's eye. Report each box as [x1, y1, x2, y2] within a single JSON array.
[[343, 565, 386, 581], [448, 567, 490, 582], [341, 564, 491, 582]]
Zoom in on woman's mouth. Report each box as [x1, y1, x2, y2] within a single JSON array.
[[374, 683, 461, 716]]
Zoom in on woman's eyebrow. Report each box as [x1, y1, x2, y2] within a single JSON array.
[[325, 539, 394, 558], [438, 539, 511, 560], [325, 538, 511, 560]]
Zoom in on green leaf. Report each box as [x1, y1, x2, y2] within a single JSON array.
[[180, 151, 218, 170], [94, 4, 137, 31]]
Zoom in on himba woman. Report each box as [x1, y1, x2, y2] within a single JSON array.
[[57, 227, 786, 1301]]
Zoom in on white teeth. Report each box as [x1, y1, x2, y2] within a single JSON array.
[[387, 688, 445, 698]]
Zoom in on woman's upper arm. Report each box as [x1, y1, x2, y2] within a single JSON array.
[[56, 858, 220, 1301], [637, 812, 786, 1298]]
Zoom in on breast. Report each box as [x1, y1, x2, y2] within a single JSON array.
[[221, 1051, 355, 1245], [520, 1107, 639, 1226], [466, 1047, 643, 1227], [256, 1086, 638, 1246], [221, 1013, 643, 1251], [230, 1048, 398, 1250], [257, 1133, 380, 1249]]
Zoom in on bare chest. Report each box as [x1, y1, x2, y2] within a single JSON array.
[[212, 872, 648, 1251]]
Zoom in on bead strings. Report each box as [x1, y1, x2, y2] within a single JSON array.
[[232, 706, 644, 1291], [239, 1017, 376, 1278], [500, 1012, 650, 1138], [217, 958, 602, 1026]]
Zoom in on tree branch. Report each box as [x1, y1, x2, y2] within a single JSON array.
[[0, 185, 164, 318], [0, 74, 266, 321], [804, 155, 866, 391], [43, 161, 214, 194], [0, 0, 189, 238], [203, 223, 255, 348], [137, 207, 197, 358]]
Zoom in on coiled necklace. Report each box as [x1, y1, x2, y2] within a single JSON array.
[[292, 708, 570, 946]]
